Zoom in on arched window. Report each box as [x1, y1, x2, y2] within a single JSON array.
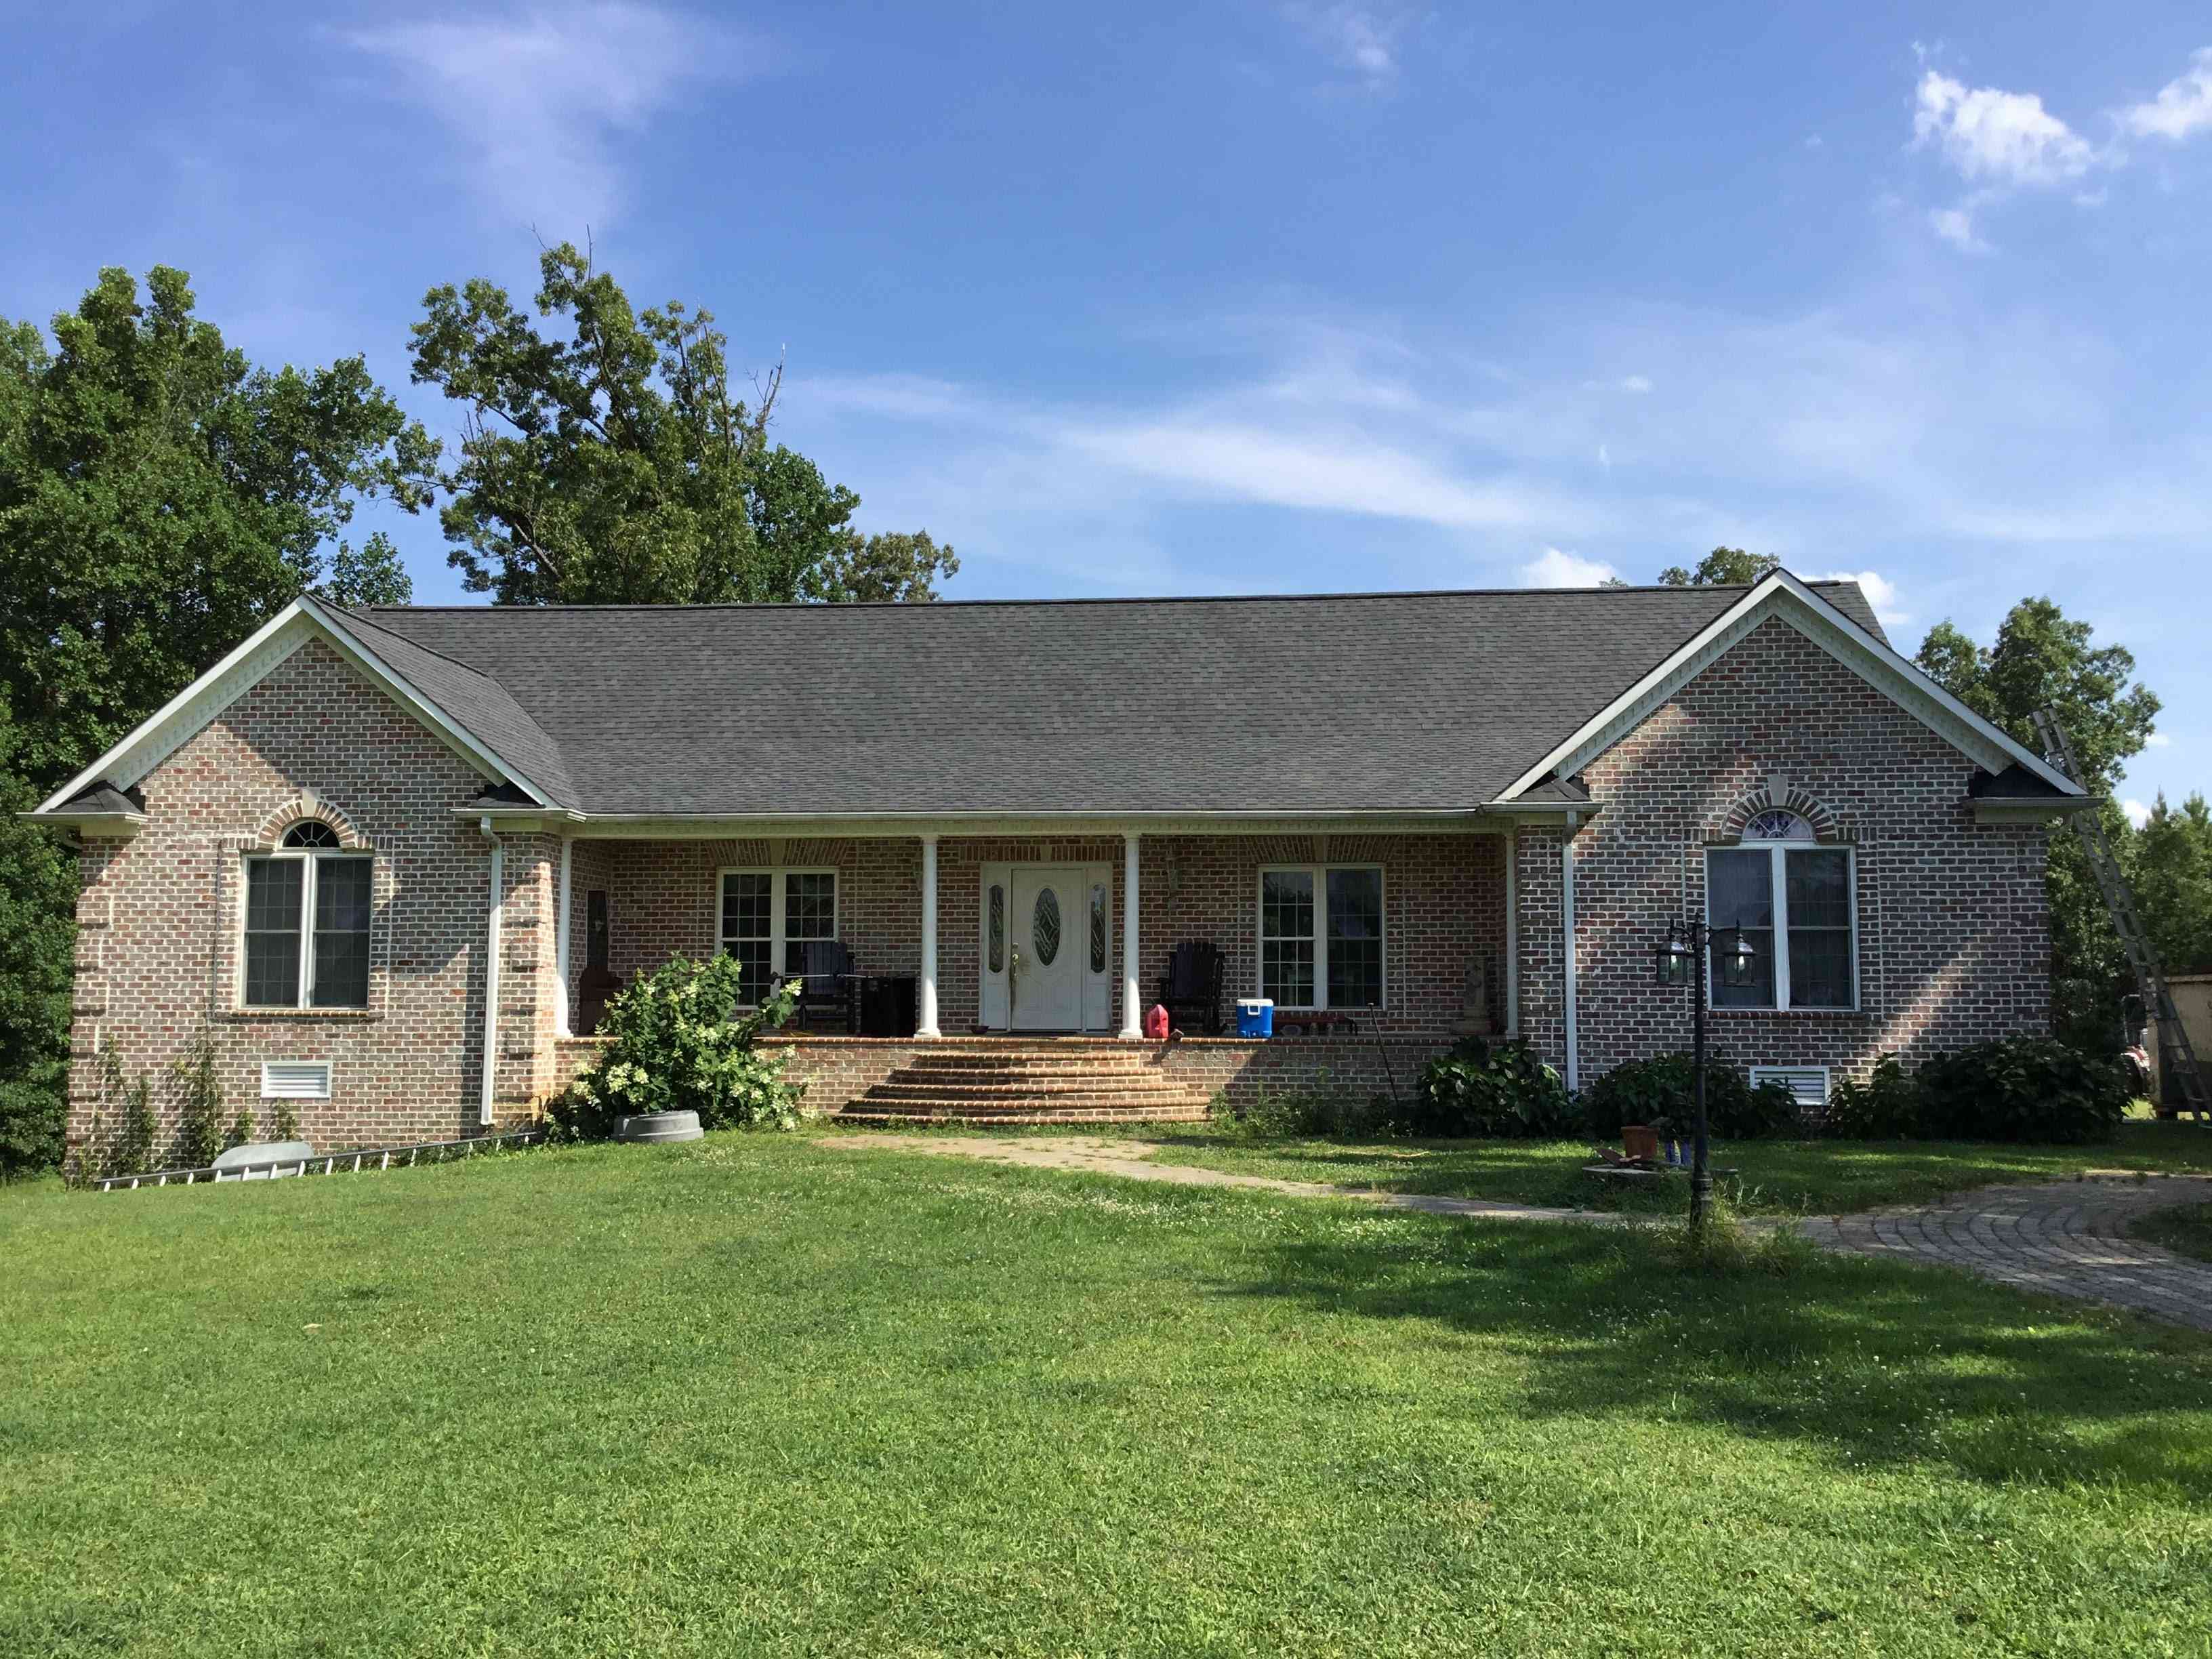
[[1742, 808, 1814, 842], [1707, 808, 1855, 1011], [244, 823, 372, 1008]]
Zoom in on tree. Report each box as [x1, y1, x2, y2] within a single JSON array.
[[0, 266, 435, 790], [1657, 548, 1780, 586], [0, 705, 75, 1176], [2128, 794, 2212, 979], [1915, 598, 2162, 1051], [0, 266, 434, 1172], [409, 244, 955, 606]]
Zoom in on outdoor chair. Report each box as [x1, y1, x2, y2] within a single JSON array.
[[779, 940, 859, 1032], [1156, 941, 1226, 1035]]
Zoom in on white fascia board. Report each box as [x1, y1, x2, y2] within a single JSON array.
[[1497, 571, 2084, 800], [17, 811, 145, 838], [33, 598, 554, 816]]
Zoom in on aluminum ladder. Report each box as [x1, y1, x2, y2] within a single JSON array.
[[2031, 705, 2209, 1120]]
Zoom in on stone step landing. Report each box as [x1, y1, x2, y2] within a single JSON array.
[[837, 1044, 1213, 1126]]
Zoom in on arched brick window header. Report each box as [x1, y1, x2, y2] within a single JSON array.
[[1713, 779, 1851, 845], [254, 795, 371, 851]]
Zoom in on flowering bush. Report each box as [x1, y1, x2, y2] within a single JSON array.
[[552, 954, 803, 1139]]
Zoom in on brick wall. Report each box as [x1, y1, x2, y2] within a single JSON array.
[[579, 832, 1505, 1038], [68, 639, 498, 1162], [1563, 615, 2050, 1087]]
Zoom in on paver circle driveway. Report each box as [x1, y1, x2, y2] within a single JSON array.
[[1795, 1171, 2212, 1331]]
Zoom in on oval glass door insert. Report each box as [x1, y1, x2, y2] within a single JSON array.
[[1032, 887, 1062, 966]]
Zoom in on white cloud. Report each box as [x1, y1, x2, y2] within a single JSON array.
[[2147, 731, 2173, 747], [1061, 419, 1592, 531], [1927, 205, 1990, 253], [1805, 568, 1909, 626], [1521, 548, 1620, 588], [2123, 798, 2153, 828], [1285, 5, 1404, 88], [1914, 70, 2095, 186], [2118, 47, 2212, 142], [342, 3, 742, 226]]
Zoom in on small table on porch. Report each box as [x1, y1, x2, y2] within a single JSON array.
[[849, 975, 918, 1038]]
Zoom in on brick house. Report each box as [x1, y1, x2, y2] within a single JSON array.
[[28, 569, 2081, 1153]]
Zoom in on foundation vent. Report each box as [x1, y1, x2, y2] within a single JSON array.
[[261, 1061, 332, 1101]]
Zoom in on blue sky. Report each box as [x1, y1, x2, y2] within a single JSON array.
[[5, 4, 2211, 812]]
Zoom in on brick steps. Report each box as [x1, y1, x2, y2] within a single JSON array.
[[836, 1044, 1212, 1126]]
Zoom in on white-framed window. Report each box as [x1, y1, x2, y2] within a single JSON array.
[[241, 822, 373, 1009], [1257, 865, 1385, 1010], [1706, 813, 1857, 1011], [717, 868, 838, 1005]]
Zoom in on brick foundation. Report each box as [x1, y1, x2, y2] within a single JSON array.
[[552, 1032, 1460, 1113]]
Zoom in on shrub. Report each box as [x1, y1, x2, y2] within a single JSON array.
[[1399, 1038, 1574, 1138], [1914, 1036, 2128, 1145], [225, 1107, 258, 1149], [1580, 1053, 1799, 1141], [1213, 1078, 1376, 1138], [171, 1036, 225, 1169], [551, 955, 802, 1140], [1822, 1053, 1924, 1140]]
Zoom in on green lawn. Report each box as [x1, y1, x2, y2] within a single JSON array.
[[2135, 1202, 2212, 1265], [4, 1136, 2211, 1656], [1123, 1120, 2212, 1216]]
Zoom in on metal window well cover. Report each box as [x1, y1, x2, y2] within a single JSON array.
[[615, 1111, 704, 1143], [211, 1141, 316, 1179]]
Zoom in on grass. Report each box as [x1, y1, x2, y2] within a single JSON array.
[[1123, 1119, 2212, 1217], [2134, 1202, 2212, 1265], [4, 1134, 2212, 1655]]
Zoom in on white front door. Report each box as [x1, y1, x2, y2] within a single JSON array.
[[1010, 867, 1084, 1030]]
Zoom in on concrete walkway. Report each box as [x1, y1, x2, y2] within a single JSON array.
[[824, 1134, 2212, 1330]]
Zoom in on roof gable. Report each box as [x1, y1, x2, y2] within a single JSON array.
[[29, 597, 565, 819], [1497, 571, 2082, 799]]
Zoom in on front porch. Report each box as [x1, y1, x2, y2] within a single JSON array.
[[538, 827, 1527, 1120]]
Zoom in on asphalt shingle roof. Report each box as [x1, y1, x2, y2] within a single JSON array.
[[344, 581, 1884, 817]]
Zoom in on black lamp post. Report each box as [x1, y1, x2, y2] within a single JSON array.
[[1653, 919, 1757, 1234]]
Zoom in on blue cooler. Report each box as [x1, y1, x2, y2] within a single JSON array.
[[1235, 997, 1274, 1038]]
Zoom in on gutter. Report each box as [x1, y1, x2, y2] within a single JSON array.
[[477, 816, 502, 1128]]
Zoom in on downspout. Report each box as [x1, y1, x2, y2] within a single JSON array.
[[1561, 811, 1580, 1094], [1504, 833, 1519, 1036], [478, 816, 502, 1128]]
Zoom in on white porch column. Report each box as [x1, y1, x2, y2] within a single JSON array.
[[553, 836, 573, 1036], [917, 833, 941, 1038], [1120, 832, 1143, 1037]]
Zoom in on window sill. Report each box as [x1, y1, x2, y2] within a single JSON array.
[[1708, 1007, 1867, 1021], [221, 1006, 382, 1021]]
